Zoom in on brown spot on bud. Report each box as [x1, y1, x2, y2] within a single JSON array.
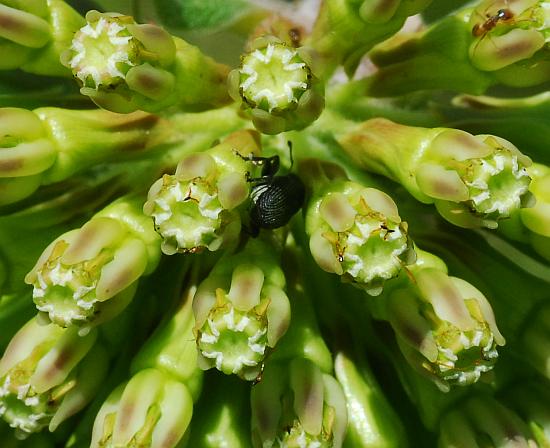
[[0, 11, 22, 32], [0, 157, 24, 173]]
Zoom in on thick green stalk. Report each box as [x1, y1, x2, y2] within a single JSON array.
[[269, 238, 334, 373], [183, 373, 251, 448], [91, 268, 201, 448], [335, 350, 408, 448], [288, 232, 410, 447], [305, 0, 433, 78], [130, 266, 202, 400], [326, 84, 442, 129], [63, 10, 231, 113], [521, 302, 550, 380]]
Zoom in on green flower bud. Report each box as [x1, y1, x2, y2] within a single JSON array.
[[0, 2, 50, 52], [25, 196, 161, 331], [0, 317, 107, 436], [469, 0, 550, 72], [64, 10, 230, 113], [305, 0, 433, 78], [0, 106, 172, 205], [0, 108, 56, 205], [506, 382, 550, 447], [355, 1, 550, 97], [302, 159, 415, 296], [501, 163, 550, 261], [520, 164, 550, 236], [90, 368, 193, 448], [439, 394, 536, 447], [379, 253, 505, 391], [33, 108, 165, 184], [251, 359, 347, 448], [66, 11, 175, 95], [193, 239, 291, 381], [131, 280, 202, 400], [144, 130, 260, 255], [228, 37, 324, 134], [0, 0, 84, 76], [339, 119, 534, 229]]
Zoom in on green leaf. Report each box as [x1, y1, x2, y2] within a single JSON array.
[[154, 0, 250, 30]]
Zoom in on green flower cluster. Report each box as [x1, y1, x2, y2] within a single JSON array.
[[1, 0, 550, 447]]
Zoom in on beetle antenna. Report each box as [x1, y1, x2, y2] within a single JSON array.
[[287, 141, 294, 170]]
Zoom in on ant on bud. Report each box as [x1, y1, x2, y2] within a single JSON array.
[[472, 7, 514, 38]]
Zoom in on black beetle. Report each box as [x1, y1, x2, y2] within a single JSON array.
[[237, 145, 305, 236]]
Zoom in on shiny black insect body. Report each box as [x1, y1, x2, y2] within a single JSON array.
[[238, 151, 305, 236]]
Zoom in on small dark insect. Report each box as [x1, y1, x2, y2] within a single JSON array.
[[288, 27, 301, 47], [472, 8, 514, 37], [237, 144, 305, 237]]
